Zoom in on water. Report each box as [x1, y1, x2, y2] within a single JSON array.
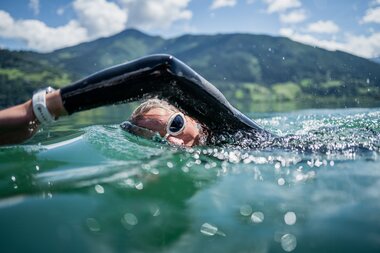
[[1, 107, 380, 253]]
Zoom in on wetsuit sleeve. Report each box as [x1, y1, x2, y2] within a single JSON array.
[[60, 54, 270, 136]]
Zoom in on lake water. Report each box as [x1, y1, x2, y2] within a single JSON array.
[[1, 105, 380, 253]]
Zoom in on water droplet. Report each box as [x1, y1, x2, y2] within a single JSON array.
[[330, 160, 335, 166], [251, 212, 264, 223], [278, 178, 285, 186], [135, 182, 144, 190], [11, 176, 16, 182], [151, 168, 159, 175], [281, 234, 297, 252], [35, 165, 40, 171], [366, 78, 370, 84], [123, 213, 138, 226], [86, 218, 101, 232], [167, 162, 174, 168], [282, 56, 285, 60], [95, 184, 104, 194], [150, 206, 161, 217], [284, 212, 297, 225], [240, 204, 253, 216], [200, 223, 218, 236]]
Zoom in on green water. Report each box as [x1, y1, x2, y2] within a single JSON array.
[[1, 106, 380, 253]]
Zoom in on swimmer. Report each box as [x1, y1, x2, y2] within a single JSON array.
[[0, 54, 272, 147]]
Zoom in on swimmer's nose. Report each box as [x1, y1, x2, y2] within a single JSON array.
[[167, 136, 185, 146]]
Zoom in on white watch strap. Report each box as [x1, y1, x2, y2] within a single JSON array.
[[32, 89, 55, 125]]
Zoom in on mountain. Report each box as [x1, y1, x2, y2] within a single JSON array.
[[0, 49, 71, 107], [1, 29, 380, 108], [371, 57, 380, 64]]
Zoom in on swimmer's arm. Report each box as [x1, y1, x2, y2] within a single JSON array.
[[0, 90, 67, 145]]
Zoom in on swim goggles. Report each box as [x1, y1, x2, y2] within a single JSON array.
[[164, 112, 186, 139], [120, 112, 186, 142]]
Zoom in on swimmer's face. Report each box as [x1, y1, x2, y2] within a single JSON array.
[[133, 107, 202, 147]]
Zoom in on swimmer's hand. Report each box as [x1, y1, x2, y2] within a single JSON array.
[[0, 90, 67, 145]]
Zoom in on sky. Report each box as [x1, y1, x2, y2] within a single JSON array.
[[0, 0, 379, 58]]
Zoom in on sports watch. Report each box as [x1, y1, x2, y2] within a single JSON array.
[[32, 86, 56, 125]]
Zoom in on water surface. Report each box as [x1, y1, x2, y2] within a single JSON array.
[[0, 106, 379, 253]]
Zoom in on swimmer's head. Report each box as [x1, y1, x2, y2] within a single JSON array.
[[126, 99, 208, 147]]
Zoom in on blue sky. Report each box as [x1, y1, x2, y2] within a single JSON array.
[[0, 0, 379, 58]]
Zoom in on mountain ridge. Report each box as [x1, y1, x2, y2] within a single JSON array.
[[1, 28, 379, 108]]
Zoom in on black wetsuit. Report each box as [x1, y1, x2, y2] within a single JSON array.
[[60, 54, 273, 146]]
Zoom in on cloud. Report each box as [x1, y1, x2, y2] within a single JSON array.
[[280, 28, 344, 51], [344, 32, 380, 58], [307, 20, 340, 34], [119, 0, 192, 29], [279, 28, 380, 58], [362, 6, 380, 24], [0, 0, 193, 52], [0, 0, 128, 52], [29, 0, 40, 15], [210, 0, 237, 10], [279, 9, 306, 24], [263, 0, 301, 13], [73, 0, 127, 38], [0, 10, 87, 52]]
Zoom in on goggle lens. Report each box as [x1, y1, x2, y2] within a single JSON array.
[[169, 114, 185, 133]]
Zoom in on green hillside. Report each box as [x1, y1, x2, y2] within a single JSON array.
[[1, 29, 380, 108], [0, 49, 71, 107]]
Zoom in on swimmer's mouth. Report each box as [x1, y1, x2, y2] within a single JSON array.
[[120, 121, 166, 142]]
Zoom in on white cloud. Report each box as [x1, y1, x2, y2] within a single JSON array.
[[280, 28, 380, 58], [0, 10, 87, 52], [280, 28, 344, 51], [210, 0, 237, 10], [0, 0, 193, 52], [307, 20, 340, 34], [29, 0, 40, 15], [344, 32, 380, 58], [119, 0, 192, 29], [0, 0, 128, 52], [263, 0, 301, 13], [73, 0, 127, 38], [280, 9, 306, 24], [362, 6, 380, 24]]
